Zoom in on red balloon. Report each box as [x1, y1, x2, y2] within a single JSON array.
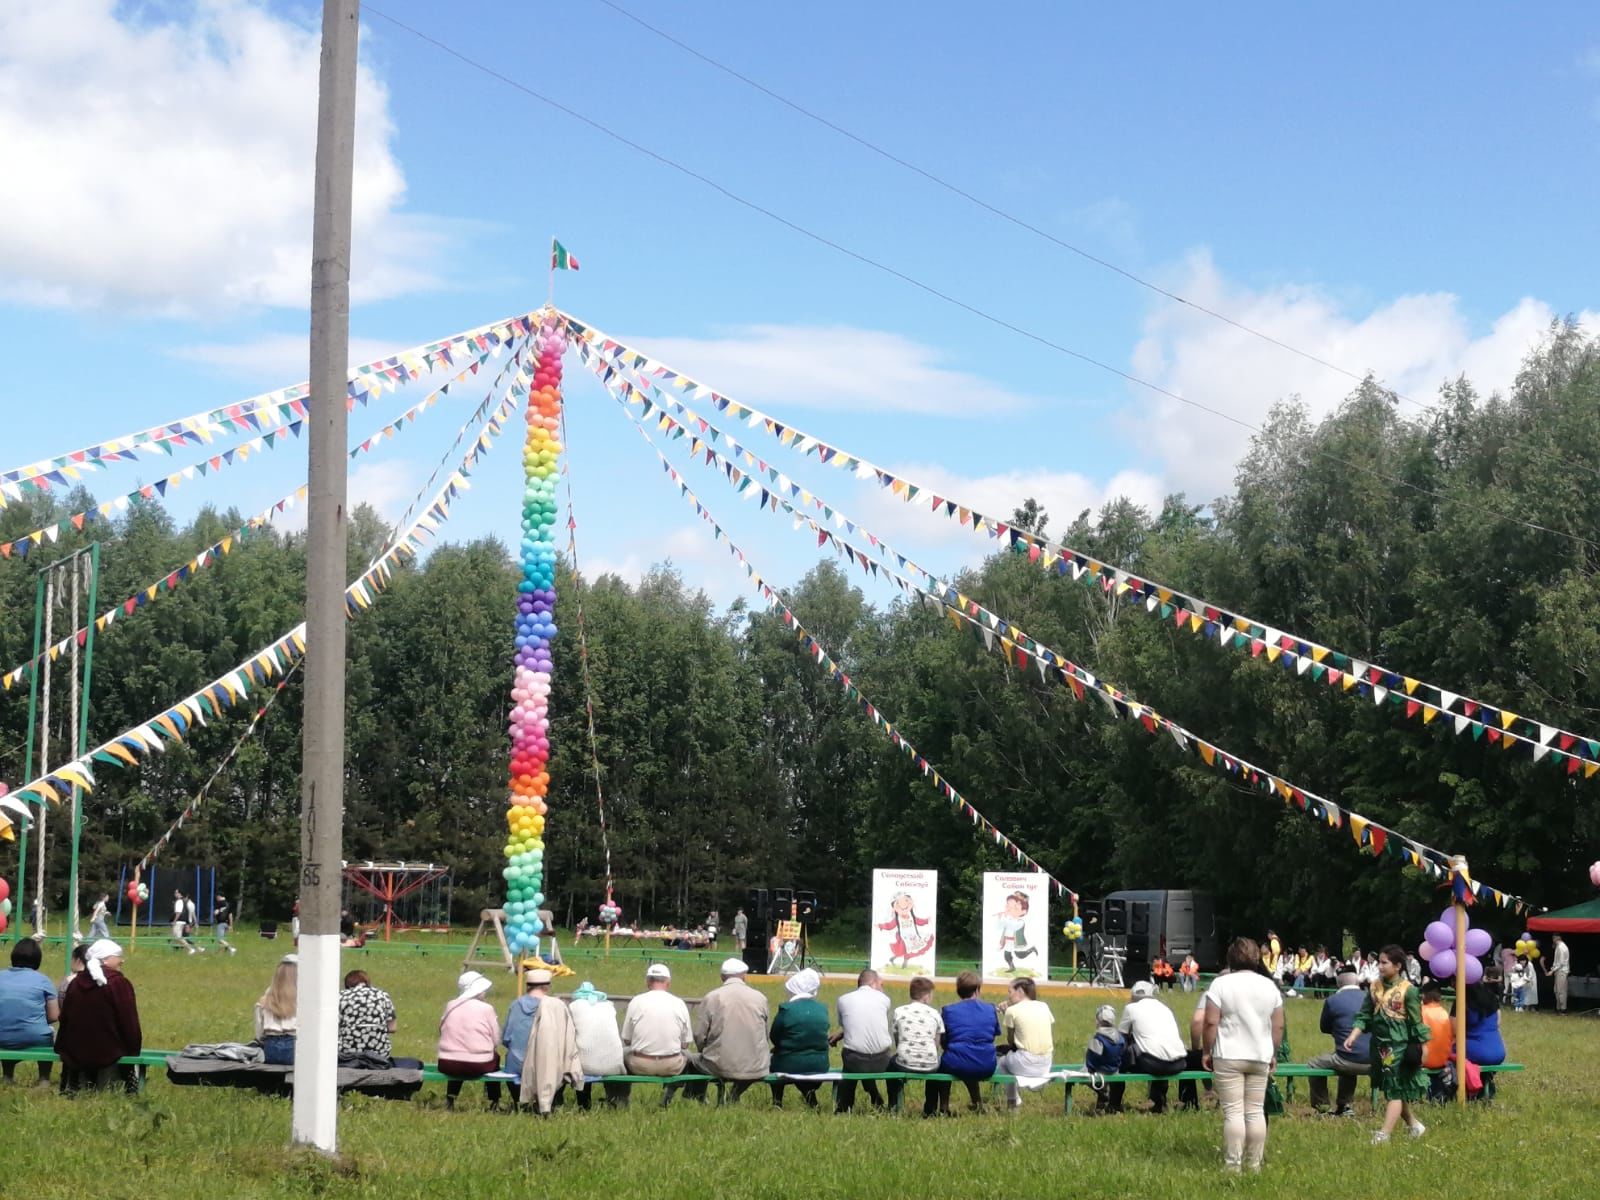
[[0, 877, 10, 902]]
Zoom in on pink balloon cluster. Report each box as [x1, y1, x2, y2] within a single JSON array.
[[1418, 907, 1491, 984]]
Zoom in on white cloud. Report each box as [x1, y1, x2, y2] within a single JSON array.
[[586, 525, 749, 609], [624, 324, 1037, 416], [349, 458, 420, 521], [852, 462, 1167, 558], [1126, 250, 1600, 499], [169, 333, 431, 384], [0, 0, 436, 314]]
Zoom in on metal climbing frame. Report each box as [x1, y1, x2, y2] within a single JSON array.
[[340, 862, 452, 941]]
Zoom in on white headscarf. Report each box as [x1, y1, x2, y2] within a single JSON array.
[[785, 968, 821, 999], [86, 939, 123, 987]]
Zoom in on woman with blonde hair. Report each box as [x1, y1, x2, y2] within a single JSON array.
[[254, 955, 298, 1065]]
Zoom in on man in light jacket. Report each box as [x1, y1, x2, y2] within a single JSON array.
[[682, 958, 769, 1103], [518, 969, 582, 1115]]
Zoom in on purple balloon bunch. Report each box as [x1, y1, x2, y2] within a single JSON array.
[[1419, 908, 1492, 984]]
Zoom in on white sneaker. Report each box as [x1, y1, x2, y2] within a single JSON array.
[[1408, 1121, 1426, 1139], [1371, 1130, 1390, 1145], [187, 947, 196, 955], [227, 947, 237, 955]]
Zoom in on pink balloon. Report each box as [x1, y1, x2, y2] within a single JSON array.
[[1464, 928, 1492, 957], [1464, 956, 1484, 985], [1430, 949, 1457, 978], [1418, 941, 1436, 962], [1424, 921, 1455, 950], [1590, 861, 1600, 888]]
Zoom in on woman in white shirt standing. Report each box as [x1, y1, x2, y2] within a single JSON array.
[[1202, 938, 1285, 1176]]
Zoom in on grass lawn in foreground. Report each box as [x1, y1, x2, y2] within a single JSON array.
[[3, 928, 1593, 1199]]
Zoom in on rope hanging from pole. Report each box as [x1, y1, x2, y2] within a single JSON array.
[[559, 406, 615, 904]]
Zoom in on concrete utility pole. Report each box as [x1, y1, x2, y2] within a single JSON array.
[[293, 0, 359, 1154]]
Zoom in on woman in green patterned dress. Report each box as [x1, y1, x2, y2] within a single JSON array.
[[1344, 943, 1429, 1145]]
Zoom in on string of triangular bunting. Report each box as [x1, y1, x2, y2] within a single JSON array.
[[564, 313, 1599, 779], [594, 334, 1530, 917]]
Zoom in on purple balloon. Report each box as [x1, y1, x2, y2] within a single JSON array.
[[1464, 956, 1484, 985], [1424, 921, 1455, 950], [1430, 949, 1457, 978], [1464, 928, 1492, 957], [1441, 908, 1458, 929], [1417, 941, 1436, 962]]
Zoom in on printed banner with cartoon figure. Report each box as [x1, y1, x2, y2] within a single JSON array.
[[869, 869, 938, 976], [981, 872, 1049, 982]]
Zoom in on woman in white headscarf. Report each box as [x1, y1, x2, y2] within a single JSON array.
[[769, 968, 829, 1109], [57, 940, 142, 1093], [438, 970, 501, 1110]]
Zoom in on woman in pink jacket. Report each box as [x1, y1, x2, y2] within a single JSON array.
[[438, 971, 502, 1110]]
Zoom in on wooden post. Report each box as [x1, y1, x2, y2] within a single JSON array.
[[1452, 855, 1470, 1109]]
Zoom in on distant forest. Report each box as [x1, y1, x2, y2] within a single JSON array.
[[3, 323, 1598, 954]]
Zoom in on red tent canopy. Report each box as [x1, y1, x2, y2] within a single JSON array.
[[1527, 897, 1600, 934]]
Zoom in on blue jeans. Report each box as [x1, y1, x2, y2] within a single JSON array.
[[261, 1035, 295, 1065]]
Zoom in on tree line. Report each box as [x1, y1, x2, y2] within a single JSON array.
[[2, 323, 1597, 954]]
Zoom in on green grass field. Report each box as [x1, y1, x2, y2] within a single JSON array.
[[4, 929, 1592, 1200]]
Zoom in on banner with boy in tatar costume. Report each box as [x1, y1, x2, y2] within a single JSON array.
[[982, 872, 1049, 981], [869, 869, 938, 977]]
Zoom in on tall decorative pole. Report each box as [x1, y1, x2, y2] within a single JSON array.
[[502, 313, 566, 958], [1451, 855, 1470, 1108]]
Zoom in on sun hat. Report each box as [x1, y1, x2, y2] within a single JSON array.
[[720, 957, 750, 976], [571, 980, 607, 1003], [456, 970, 493, 1001]]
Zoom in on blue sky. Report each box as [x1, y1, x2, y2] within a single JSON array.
[[3, 1, 1598, 617]]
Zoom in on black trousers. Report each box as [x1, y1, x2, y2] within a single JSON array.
[[1108, 1048, 1185, 1112], [837, 1048, 892, 1111]]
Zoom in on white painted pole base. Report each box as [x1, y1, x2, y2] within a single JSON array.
[[291, 933, 341, 1151]]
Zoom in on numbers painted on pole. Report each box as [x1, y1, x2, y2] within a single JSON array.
[[302, 863, 321, 887]]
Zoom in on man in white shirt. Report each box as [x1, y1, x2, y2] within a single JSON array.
[[1544, 935, 1571, 1012], [832, 968, 892, 1112], [620, 962, 692, 1104], [1116, 980, 1188, 1113]]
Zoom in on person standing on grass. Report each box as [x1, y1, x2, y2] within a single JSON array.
[[57, 939, 141, 1093], [1544, 934, 1570, 1013], [1201, 938, 1284, 1175], [885, 976, 943, 1116], [438, 971, 502, 1111], [88, 893, 111, 942], [213, 894, 237, 955], [996, 977, 1054, 1110], [769, 968, 830, 1109], [171, 889, 201, 954], [0, 938, 60, 1085], [1344, 944, 1428, 1145], [832, 968, 893, 1113], [254, 955, 298, 1065], [937, 970, 1000, 1114], [1116, 980, 1188, 1113], [733, 908, 748, 953]]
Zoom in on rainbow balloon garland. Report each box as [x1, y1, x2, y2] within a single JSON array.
[[502, 314, 567, 956]]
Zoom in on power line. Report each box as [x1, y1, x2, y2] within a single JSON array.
[[362, 5, 1600, 554]]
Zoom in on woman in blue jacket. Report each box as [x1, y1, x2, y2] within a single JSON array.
[[937, 970, 999, 1114]]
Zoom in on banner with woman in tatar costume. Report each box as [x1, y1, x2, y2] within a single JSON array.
[[982, 872, 1049, 981], [869, 869, 938, 977]]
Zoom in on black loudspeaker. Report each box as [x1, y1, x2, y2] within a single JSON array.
[[1104, 898, 1127, 935], [747, 888, 769, 921], [772, 887, 794, 917], [743, 937, 767, 975], [1079, 900, 1102, 934], [796, 890, 819, 918], [1130, 901, 1151, 937]]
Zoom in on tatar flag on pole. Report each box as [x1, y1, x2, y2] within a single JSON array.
[[551, 239, 580, 272]]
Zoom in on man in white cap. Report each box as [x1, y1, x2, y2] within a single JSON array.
[[682, 958, 769, 1103], [622, 962, 693, 1099], [1118, 979, 1188, 1113]]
